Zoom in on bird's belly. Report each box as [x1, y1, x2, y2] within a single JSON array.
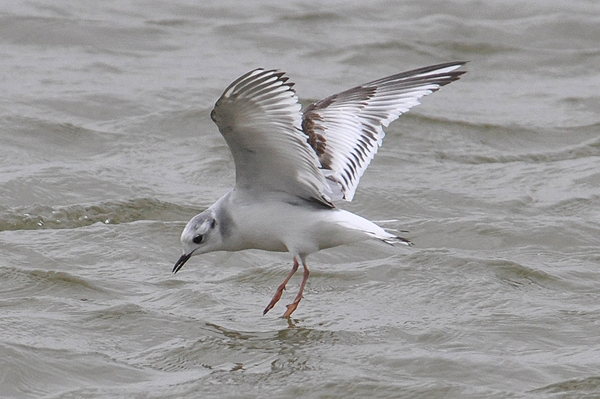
[[228, 202, 294, 252], [229, 199, 368, 255]]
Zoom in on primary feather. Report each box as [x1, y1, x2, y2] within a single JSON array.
[[302, 61, 466, 201]]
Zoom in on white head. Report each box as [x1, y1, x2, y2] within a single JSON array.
[[172, 209, 223, 273]]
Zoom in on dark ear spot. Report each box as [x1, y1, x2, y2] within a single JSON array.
[[210, 219, 216, 229], [193, 235, 203, 244]]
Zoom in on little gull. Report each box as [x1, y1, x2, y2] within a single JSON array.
[[173, 62, 466, 317]]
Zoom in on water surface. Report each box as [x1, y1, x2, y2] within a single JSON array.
[[1, 1, 600, 398]]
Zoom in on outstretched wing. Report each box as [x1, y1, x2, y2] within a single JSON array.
[[211, 68, 333, 207], [302, 61, 467, 201]]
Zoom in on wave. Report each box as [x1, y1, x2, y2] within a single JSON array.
[[0, 267, 106, 297], [0, 198, 199, 232], [404, 115, 600, 164]]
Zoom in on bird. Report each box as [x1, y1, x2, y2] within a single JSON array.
[[173, 62, 466, 318]]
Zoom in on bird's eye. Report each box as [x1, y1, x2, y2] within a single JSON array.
[[193, 235, 203, 244]]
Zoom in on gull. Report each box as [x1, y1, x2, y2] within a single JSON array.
[[173, 62, 466, 318]]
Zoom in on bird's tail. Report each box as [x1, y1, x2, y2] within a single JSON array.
[[380, 234, 412, 246], [334, 209, 412, 247]]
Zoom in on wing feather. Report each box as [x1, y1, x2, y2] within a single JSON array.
[[302, 61, 467, 201], [211, 69, 332, 206], [210, 63, 466, 206]]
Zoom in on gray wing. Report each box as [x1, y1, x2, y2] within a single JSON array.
[[302, 61, 467, 201], [211, 68, 333, 207]]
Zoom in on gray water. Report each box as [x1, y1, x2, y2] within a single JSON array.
[[1, 1, 600, 398]]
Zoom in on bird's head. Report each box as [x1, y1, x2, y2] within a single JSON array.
[[173, 210, 222, 274]]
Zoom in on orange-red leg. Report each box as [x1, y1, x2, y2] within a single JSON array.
[[263, 257, 299, 315], [282, 260, 310, 318]]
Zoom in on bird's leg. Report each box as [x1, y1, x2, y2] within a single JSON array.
[[282, 260, 310, 318], [263, 257, 299, 315]]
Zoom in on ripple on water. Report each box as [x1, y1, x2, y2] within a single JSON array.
[[531, 376, 600, 396], [0, 198, 198, 231], [125, 321, 343, 379], [0, 267, 105, 299]]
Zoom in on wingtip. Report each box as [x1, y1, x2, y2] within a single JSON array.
[[382, 234, 413, 246]]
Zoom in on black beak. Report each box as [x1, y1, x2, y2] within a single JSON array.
[[173, 253, 192, 274]]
